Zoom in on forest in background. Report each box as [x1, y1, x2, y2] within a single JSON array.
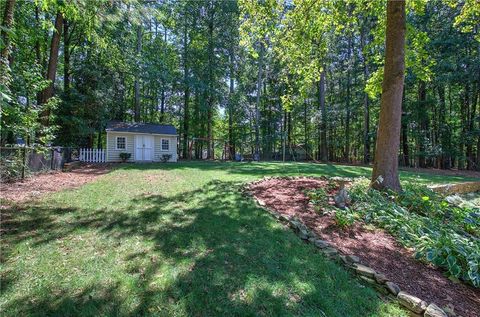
[[1, 0, 479, 169]]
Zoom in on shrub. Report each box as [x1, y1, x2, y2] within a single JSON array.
[[119, 152, 131, 162], [334, 208, 355, 228], [306, 188, 329, 212], [161, 154, 172, 163], [349, 177, 480, 287], [0, 152, 25, 182]]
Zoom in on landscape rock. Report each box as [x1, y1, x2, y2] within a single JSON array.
[[298, 229, 309, 240], [359, 276, 376, 284], [346, 255, 360, 263], [442, 304, 455, 316], [385, 281, 400, 296], [397, 292, 427, 314], [354, 264, 376, 278], [322, 247, 338, 257], [314, 239, 330, 249], [334, 188, 351, 209], [289, 220, 300, 229], [424, 303, 447, 317], [374, 272, 388, 284]]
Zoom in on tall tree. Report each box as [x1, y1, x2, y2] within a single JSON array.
[[39, 11, 63, 106], [371, 0, 406, 191], [0, 0, 16, 92]]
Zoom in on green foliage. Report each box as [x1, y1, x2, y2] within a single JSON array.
[[2, 0, 479, 171], [349, 178, 480, 287], [307, 187, 330, 213], [161, 154, 172, 163], [334, 208, 355, 228], [0, 149, 26, 182], [119, 152, 131, 162]]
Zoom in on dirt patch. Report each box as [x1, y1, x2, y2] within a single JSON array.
[[0, 163, 112, 205], [248, 177, 480, 317]]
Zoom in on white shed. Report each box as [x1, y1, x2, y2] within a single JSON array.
[[105, 121, 178, 162]]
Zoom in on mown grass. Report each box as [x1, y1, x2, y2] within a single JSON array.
[[1, 161, 472, 316]]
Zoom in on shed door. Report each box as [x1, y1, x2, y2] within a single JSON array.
[[135, 135, 154, 161]]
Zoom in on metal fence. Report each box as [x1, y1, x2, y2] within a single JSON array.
[[0, 147, 77, 182]]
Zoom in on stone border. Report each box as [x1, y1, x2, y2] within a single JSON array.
[[243, 176, 448, 317]]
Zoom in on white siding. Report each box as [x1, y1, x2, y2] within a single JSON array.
[[106, 132, 178, 162], [106, 132, 135, 162], [154, 135, 177, 162]]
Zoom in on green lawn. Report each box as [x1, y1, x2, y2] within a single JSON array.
[[1, 162, 473, 316]]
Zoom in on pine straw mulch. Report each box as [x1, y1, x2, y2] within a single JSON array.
[[0, 163, 112, 205], [248, 177, 480, 317]]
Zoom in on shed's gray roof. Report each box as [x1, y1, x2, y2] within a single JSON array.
[[106, 121, 177, 135]]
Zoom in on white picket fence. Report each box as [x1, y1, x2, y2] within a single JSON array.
[[79, 148, 106, 163]]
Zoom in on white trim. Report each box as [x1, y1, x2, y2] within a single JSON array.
[[106, 130, 178, 137], [160, 138, 170, 152], [115, 136, 127, 150]]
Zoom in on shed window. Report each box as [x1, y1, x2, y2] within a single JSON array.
[[116, 136, 126, 150], [161, 139, 169, 151]]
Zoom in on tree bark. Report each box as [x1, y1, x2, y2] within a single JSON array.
[[39, 11, 63, 127], [254, 42, 264, 160], [134, 24, 142, 122], [371, 0, 406, 192], [318, 69, 328, 161], [228, 51, 235, 160], [182, 13, 189, 159], [0, 0, 16, 87], [206, 5, 215, 159], [360, 24, 370, 164], [63, 18, 70, 94], [42, 12, 63, 102], [344, 33, 353, 162], [417, 80, 428, 168]]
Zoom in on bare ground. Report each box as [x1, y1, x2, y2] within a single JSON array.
[[0, 163, 112, 205], [248, 177, 480, 317]]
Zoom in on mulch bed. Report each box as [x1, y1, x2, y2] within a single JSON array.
[[248, 177, 480, 317], [0, 163, 112, 205]]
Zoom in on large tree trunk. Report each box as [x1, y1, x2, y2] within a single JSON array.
[[159, 26, 167, 123], [182, 15, 189, 159], [467, 83, 477, 170], [254, 42, 264, 160], [206, 7, 214, 159], [63, 18, 70, 94], [344, 34, 353, 162], [371, 0, 406, 192], [134, 25, 142, 122], [417, 80, 428, 168], [360, 25, 370, 164], [39, 11, 63, 126], [0, 0, 16, 87], [228, 52, 235, 160], [318, 69, 328, 161], [458, 85, 468, 169]]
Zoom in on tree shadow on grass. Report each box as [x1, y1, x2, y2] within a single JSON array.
[[118, 161, 474, 183], [1, 180, 399, 317], [120, 161, 372, 179]]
